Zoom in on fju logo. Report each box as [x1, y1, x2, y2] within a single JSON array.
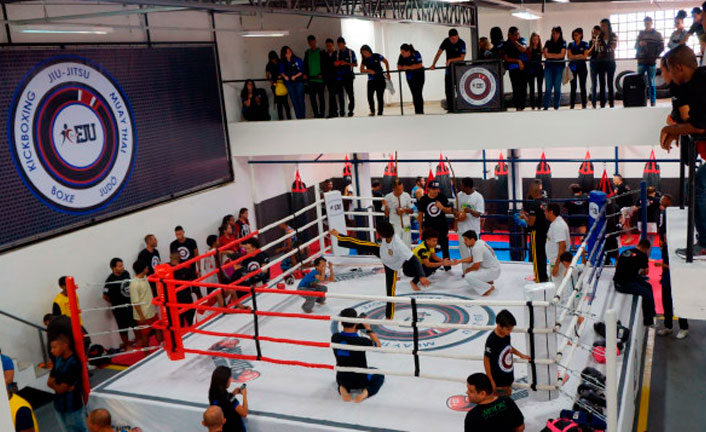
[[458, 67, 497, 107], [346, 293, 495, 351], [8, 56, 136, 213]]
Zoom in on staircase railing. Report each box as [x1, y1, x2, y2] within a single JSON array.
[[0, 309, 48, 366]]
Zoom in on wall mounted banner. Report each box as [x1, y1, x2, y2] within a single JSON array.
[[452, 61, 504, 112], [1, 46, 231, 251]]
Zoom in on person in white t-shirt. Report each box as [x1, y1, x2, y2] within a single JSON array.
[[201, 235, 226, 308], [455, 178, 485, 272], [545, 203, 571, 283], [383, 179, 414, 247], [453, 230, 500, 296], [331, 221, 429, 319]]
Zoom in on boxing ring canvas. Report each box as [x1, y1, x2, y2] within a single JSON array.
[[89, 261, 629, 431]]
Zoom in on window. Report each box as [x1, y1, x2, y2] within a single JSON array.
[[610, 9, 701, 59]]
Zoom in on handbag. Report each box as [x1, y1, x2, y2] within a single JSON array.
[[385, 77, 395, 95], [563, 67, 573, 85], [274, 79, 288, 97]]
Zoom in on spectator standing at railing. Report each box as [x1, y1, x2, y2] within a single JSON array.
[[488, 26, 504, 59], [659, 45, 706, 258], [635, 17, 665, 107], [170, 225, 201, 292], [588, 25, 602, 108], [103, 258, 135, 352], [613, 239, 656, 326], [397, 43, 426, 114], [304, 35, 326, 119], [129, 260, 160, 348], [335, 37, 357, 117], [527, 32, 544, 110], [478, 37, 492, 59], [384, 179, 413, 247], [596, 19, 618, 108], [504, 27, 528, 112], [218, 222, 238, 257], [265, 50, 292, 121], [279, 46, 306, 119], [240, 80, 270, 122], [322, 38, 341, 118], [542, 26, 567, 111], [360, 45, 390, 117], [568, 28, 591, 110], [430, 28, 467, 113], [235, 208, 251, 239], [53, 276, 83, 325], [138, 234, 161, 296], [683, 7, 705, 60], [417, 180, 453, 271], [669, 10, 689, 50]]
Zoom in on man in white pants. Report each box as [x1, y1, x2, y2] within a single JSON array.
[[454, 230, 500, 296], [456, 178, 485, 272], [545, 203, 571, 283], [383, 179, 414, 247]]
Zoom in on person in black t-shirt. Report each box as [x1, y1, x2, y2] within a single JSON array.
[[103, 258, 135, 351], [520, 180, 549, 283], [613, 239, 655, 326], [208, 366, 247, 432], [322, 38, 341, 118], [360, 45, 390, 116], [430, 28, 467, 112], [397, 43, 426, 114], [331, 308, 384, 403], [565, 184, 588, 235], [170, 252, 197, 327], [527, 32, 544, 110], [463, 372, 525, 432], [504, 26, 528, 111], [483, 310, 529, 397], [634, 186, 661, 224], [335, 37, 358, 117], [543, 26, 567, 110], [417, 180, 453, 270], [170, 225, 201, 299], [231, 238, 270, 292], [138, 233, 161, 297]]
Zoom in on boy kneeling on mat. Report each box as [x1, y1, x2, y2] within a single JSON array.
[[331, 308, 384, 403], [298, 257, 334, 313]]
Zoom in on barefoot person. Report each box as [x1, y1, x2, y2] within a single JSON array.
[[331, 308, 384, 403], [412, 228, 452, 291], [331, 221, 429, 318], [454, 230, 501, 296]]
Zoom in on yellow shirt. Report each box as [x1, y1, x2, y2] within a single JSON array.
[[129, 277, 156, 321], [53, 292, 83, 325], [9, 394, 38, 432], [413, 241, 435, 264]]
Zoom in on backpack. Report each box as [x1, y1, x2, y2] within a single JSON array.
[[541, 418, 584, 432]]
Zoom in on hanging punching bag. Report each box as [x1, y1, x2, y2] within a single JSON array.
[[642, 149, 662, 190], [535, 152, 552, 198], [578, 151, 595, 193], [382, 155, 397, 195], [290, 170, 309, 238], [435, 154, 453, 200]]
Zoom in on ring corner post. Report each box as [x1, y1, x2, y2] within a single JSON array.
[[314, 183, 326, 255], [65, 276, 90, 405], [523, 282, 558, 401], [155, 264, 185, 361]]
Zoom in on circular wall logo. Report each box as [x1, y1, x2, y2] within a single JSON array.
[[8, 56, 136, 214], [458, 67, 497, 107], [346, 293, 495, 351]]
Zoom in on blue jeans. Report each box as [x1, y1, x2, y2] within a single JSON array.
[[286, 81, 306, 119], [615, 280, 655, 326], [55, 408, 87, 432], [696, 163, 706, 247], [543, 63, 564, 109], [637, 64, 657, 104]]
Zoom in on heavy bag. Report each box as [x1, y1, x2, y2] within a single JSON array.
[[536, 152, 552, 198]]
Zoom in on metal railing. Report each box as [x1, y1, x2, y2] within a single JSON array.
[[0, 309, 48, 366]]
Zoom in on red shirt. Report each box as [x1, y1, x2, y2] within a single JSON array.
[[219, 233, 237, 250]]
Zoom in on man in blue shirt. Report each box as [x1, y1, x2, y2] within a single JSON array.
[[331, 308, 384, 403], [1, 348, 14, 386], [48, 333, 86, 432], [430, 28, 467, 112]]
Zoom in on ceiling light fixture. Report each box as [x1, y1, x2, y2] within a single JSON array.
[[511, 8, 543, 20], [239, 30, 290, 38], [13, 24, 114, 34]]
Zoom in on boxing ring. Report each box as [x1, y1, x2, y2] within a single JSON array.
[[65, 186, 648, 431]]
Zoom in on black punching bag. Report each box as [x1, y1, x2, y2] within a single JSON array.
[[642, 149, 662, 190], [535, 152, 552, 199], [578, 151, 595, 193], [435, 154, 453, 201]]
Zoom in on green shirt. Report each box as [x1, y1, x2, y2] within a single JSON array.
[[305, 49, 323, 83]]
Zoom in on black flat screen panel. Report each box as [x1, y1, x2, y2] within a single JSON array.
[[0, 46, 231, 251]]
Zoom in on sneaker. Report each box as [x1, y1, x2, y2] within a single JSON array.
[[676, 329, 689, 340], [675, 244, 706, 260], [656, 328, 673, 336]]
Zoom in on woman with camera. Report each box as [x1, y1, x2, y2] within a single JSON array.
[[208, 366, 248, 432]]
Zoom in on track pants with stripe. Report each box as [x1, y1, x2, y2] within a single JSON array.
[[529, 230, 549, 283], [335, 235, 423, 319]]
